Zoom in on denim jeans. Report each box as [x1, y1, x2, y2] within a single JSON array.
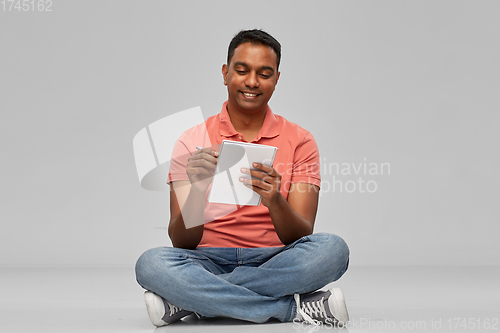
[[135, 233, 349, 323]]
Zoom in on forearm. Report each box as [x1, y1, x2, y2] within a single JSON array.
[[268, 194, 314, 245], [241, 164, 318, 245], [168, 188, 206, 249]]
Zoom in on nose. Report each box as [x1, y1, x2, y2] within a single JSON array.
[[245, 71, 259, 88]]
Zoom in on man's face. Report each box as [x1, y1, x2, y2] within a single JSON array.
[[222, 42, 280, 114]]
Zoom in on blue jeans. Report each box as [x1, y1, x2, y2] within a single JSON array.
[[135, 233, 349, 323]]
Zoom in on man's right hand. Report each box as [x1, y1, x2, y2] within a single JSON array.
[[186, 147, 218, 192]]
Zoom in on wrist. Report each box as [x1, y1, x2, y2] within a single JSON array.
[[266, 192, 285, 210], [189, 184, 209, 196]]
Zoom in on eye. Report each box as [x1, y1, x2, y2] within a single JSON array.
[[260, 74, 271, 78], [236, 70, 247, 75]]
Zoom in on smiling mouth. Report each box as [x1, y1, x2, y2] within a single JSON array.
[[241, 91, 261, 98]]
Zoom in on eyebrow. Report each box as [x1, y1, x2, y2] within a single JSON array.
[[233, 62, 275, 73]]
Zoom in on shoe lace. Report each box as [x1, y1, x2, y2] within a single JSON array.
[[294, 294, 328, 326], [168, 302, 183, 316]]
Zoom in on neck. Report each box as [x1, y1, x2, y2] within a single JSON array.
[[226, 103, 267, 134]]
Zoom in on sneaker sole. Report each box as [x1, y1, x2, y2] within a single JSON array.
[[328, 288, 349, 326], [144, 291, 168, 327]]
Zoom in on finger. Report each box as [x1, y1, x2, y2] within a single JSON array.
[[239, 177, 273, 192], [239, 178, 263, 194], [189, 167, 215, 182], [192, 150, 218, 160], [190, 152, 218, 165], [252, 169, 273, 180], [244, 169, 273, 184], [241, 167, 262, 176], [252, 163, 279, 177], [194, 147, 219, 157], [188, 159, 217, 173], [242, 166, 278, 182]]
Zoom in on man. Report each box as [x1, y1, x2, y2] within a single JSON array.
[[135, 29, 350, 327]]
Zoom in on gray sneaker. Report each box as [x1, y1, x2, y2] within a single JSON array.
[[144, 291, 193, 327], [294, 288, 349, 327]]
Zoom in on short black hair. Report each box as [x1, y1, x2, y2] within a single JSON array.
[[227, 29, 281, 70]]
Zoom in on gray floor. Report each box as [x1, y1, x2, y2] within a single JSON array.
[[0, 266, 498, 332]]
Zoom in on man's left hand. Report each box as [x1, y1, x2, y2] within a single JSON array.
[[239, 163, 281, 208]]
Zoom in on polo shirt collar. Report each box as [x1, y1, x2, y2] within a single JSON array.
[[219, 101, 279, 139]]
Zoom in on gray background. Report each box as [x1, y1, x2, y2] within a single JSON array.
[[1, 0, 498, 267]]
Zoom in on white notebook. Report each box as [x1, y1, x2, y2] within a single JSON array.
[[208, 140, 278, 206]]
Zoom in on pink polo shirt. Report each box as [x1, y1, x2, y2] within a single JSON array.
[[168, 102, 321, 248]]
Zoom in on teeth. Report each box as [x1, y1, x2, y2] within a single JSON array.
[[243, 93, 257, 97]]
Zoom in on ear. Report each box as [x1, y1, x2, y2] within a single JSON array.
[[222, 64, 228, 86], [275, 71, 280, 85]]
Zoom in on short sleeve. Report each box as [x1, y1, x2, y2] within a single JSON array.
[[291, 131, 321, 188], [167, 122, 212, 184], [167, 137, 191, 184]]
